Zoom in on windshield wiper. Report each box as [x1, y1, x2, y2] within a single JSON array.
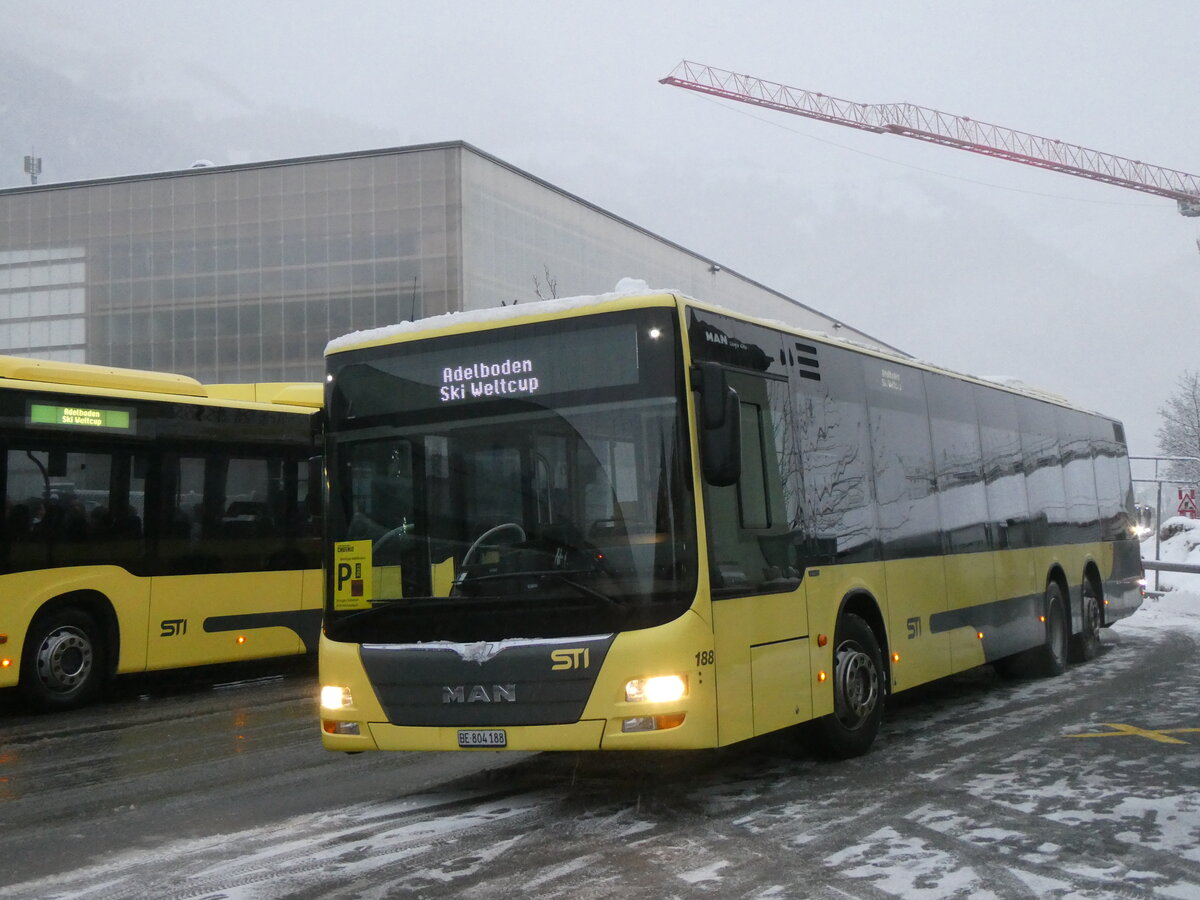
[[545, 572, 625, 608]]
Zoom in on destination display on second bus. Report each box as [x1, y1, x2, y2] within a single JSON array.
[[28, 401, 135, 432]]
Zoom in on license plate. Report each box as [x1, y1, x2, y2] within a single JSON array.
[[458, 729, 507, 748]]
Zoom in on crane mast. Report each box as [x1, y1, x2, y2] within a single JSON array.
[[661, 60, 1200, 217]]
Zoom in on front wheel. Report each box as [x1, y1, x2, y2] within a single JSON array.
[[20, 607, 106, 711], [810, 613, 885, 759]]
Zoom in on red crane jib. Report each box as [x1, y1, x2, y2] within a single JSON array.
[[661, 60, 1200, 217]]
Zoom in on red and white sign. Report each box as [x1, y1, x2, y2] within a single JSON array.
[[1179, 489, 1198, 519]]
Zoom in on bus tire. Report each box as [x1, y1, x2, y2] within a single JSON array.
[[20, 607, 106, 711], [1069, 578, 1102, 663], [811, 613, 884, 759], [994, 581, 1070, 679], [1032, 581, 1069, 677]]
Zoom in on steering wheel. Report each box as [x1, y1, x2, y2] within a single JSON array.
[[372, 522, 413, 555], [461, 522, 526, 567]]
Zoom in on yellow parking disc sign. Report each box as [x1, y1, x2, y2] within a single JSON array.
[[333, 541, 373, 610]]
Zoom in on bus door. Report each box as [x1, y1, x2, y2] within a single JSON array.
[[147, 453, 308, 670], [703, 370, 813, 745]]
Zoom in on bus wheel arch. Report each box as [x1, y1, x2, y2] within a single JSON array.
[[811, 592, 888, 759], [1070, 565, 1104, 663], [20, 591, 117, 711], [838, 591, 890, 681]]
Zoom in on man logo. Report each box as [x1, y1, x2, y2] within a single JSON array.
[[442, 684, 517, 703], [161, 619, 187, 637]]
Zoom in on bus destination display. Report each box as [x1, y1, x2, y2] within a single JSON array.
[[28, 402, 135, 432], [440, 358, 539, 403], [339, 320, 646, 420]]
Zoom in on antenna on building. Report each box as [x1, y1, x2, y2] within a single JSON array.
[[23, 152, 42, 185]]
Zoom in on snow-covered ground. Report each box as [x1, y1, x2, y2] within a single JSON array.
[[1125, 516, 1200, 637]]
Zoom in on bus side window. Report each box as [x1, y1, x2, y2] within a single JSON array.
[[3, 447, 145, 573], [704, 375, 803, 597]]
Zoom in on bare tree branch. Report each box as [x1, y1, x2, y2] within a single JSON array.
[[1156, 370, 1200, 483]]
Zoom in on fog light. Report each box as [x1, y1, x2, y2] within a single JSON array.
[[625, 674, 687, 704], [621, 713, 686, 733], [0, 658, 10, 669], [323, 720, 361, 735], [321, 685, 353, 710]]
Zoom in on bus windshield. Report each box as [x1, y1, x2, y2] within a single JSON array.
[[324, 307, 697, 643]]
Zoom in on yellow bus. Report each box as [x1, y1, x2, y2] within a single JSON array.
[[0, 355, 323, 710], [318, 291, 1142, 757]]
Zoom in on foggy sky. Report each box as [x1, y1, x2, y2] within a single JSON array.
[[1, 0, 1197, 456]]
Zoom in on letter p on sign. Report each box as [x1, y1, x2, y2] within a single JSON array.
[[333, 541, 373, 609]]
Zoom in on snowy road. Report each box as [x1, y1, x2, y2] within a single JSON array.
[[2, 594, 1198, 899]]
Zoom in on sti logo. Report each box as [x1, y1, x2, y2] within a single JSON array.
[[161, 619, 187, 637], [550, 648, 591, 670]]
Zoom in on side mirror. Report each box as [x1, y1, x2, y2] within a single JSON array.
[[695, 361, 728, 430], [692, 362, 741, 487]]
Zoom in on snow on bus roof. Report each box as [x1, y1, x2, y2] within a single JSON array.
[[325, 277, 671, 355], [326, 275, 896, 362], [324, 277, 1093, 415]]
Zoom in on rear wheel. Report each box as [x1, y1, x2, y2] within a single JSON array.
[[811, 613, 885, 759], [1070, 579, 1102, 663], [20, 607, 106, 711], [1035, 581, 1070, 677], [994, 581, 1069, 679]]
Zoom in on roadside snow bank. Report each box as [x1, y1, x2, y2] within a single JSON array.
[[1118, 517, 1200, 636]]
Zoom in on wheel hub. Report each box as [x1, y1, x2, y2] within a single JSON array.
[[1084, 591, 1101, 633], [36, 626, 93, 693], [834, 642, 878, 728]]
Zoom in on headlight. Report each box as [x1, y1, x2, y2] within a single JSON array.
[[625, 674, 687, 704], [321, 685, 353, 710]]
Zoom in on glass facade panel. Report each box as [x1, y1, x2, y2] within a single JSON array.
[[0, 143, 884, 385]]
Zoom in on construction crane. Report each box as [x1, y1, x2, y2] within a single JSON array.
[[660, 60, 1200, 218]]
